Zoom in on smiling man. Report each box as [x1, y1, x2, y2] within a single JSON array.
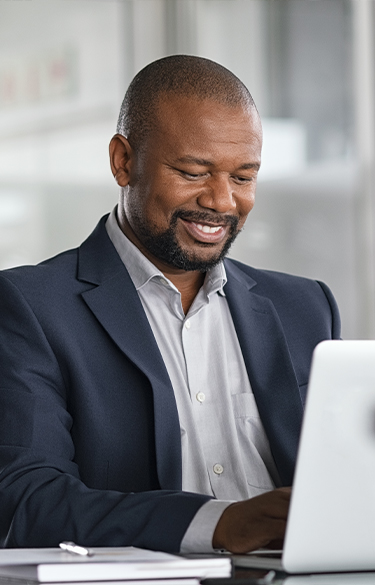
[[110, 84, 261, 312], [0, 56, 340, 553]]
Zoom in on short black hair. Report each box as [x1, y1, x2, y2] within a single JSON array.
[[116, 54, 256, 150]]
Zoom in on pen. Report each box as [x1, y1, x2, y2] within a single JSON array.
[[59, 541, 94, 557]]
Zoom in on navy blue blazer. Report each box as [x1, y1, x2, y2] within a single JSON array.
[[0, 215, 340, 550]]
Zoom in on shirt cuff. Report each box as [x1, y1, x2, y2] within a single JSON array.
[[179, 499, 234, 553]]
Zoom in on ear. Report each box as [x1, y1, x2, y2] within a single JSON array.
[[109, 134, 134, 187]]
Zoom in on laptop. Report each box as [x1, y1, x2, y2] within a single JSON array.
[[233, 340, 375, 574]]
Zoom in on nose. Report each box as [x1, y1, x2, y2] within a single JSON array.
[[197, 175, 237, 214]]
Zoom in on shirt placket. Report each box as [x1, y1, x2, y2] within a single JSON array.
[[181, 304, 250, 500]]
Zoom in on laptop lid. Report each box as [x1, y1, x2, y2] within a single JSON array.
[[234, 340, 375, 573], [282, 340, 375, 573]]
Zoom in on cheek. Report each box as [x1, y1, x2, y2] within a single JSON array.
[[147, 193, 176, 226], [149, 181, 194, 219], [129, 178, 172, 225], [237, 191, 256, 222]]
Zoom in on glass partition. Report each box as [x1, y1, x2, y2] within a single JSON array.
[[0, 0, 374, 339]]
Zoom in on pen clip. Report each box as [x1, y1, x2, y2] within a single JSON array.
[[59, 541, 93, 557]]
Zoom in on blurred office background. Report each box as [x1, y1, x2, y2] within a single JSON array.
[[0, 0, 374, 339]]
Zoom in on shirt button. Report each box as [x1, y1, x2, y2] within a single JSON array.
[[213, 463, 224, 475], [184, 319, 191, 330], [196, 392, 206, 403]]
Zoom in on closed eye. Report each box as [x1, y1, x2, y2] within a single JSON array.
[[179, 170, 208, 180], [232, 175, 254, 184]]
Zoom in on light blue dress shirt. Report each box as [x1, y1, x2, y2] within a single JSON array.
[[106, 208, 280, 551]]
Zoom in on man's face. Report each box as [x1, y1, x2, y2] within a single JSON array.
[[121, 95, 262, 272]]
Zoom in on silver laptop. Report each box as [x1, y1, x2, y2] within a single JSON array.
[[234, 340, 375, 574]]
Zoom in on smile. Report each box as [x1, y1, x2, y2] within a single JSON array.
[[180, 218, 228, 244], [193, 223, 222, 234]]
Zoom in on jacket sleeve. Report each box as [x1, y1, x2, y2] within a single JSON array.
[[0, 274, 211, 551]]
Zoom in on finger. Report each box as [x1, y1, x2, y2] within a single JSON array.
[[277, 486, 292, 494], [265, 538, 284, 550], [227, 517, 288, 554], [252, 491, 291, 519]]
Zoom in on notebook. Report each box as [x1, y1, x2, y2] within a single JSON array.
[[0, 547, 231, 582], [234, 340, 375, 574]]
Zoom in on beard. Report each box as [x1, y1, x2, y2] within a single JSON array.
[[131, 209, 241, 272]]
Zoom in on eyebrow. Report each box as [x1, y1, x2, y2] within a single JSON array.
[[175, 156, 260, 171]]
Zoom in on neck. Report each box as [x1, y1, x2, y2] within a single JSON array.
[[117, 207, 205, 313], [163, 270, 205, 314]]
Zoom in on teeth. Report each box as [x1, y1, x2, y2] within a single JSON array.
[[195, 223, 222, 234]]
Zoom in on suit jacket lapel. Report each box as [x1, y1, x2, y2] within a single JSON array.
[[224, 260, 303, 485], [77, 216, 182, 490]]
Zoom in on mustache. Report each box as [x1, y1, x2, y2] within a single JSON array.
[[172, 209, 239, 229]]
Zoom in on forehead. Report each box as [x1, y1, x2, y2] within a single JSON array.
[[146, 95, 262, 161]]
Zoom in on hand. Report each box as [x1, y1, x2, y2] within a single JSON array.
[[212, 487, 291, 554]]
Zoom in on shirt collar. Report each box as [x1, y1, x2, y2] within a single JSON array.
[[105, 207, 227, 297]]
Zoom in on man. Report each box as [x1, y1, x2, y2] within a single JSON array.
[[0, 55, 340, 553]]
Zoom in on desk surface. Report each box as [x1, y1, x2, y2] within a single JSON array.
[[233, 567, 375, 585]]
